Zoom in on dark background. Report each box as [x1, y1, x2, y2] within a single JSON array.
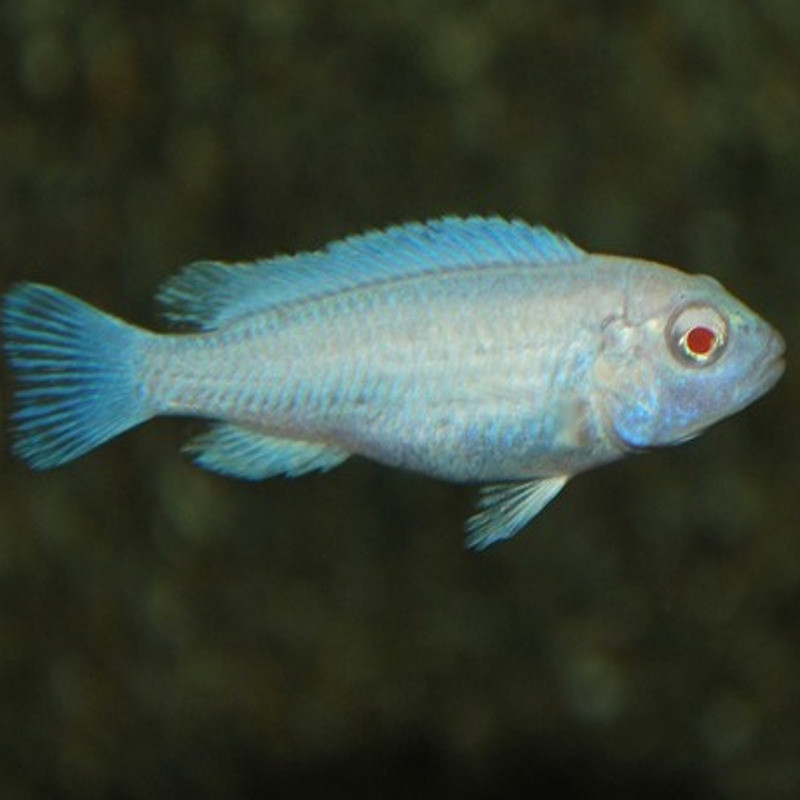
[[1, 1, 799, 798]]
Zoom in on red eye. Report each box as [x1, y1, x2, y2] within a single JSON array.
[[668, 304, 727, 366], [685, 326, 717, 357]]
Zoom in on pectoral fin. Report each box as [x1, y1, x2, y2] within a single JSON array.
[[465, 476, 569, 550]]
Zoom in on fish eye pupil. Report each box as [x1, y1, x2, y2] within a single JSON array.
[[685, 325, 717, 356]]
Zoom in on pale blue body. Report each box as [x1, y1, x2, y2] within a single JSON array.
[[1, 218, 785, 547], [147, 261, 617, 481]]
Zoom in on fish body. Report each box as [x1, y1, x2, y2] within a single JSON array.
[[1, 218, 785, 547]]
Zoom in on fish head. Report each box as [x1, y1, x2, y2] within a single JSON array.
[[595, 266, 785, 450]]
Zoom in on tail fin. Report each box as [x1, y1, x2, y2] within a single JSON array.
[[2, 283, 151, 469]]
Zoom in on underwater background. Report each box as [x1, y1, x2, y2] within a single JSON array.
[[1, 1, 799, 798]]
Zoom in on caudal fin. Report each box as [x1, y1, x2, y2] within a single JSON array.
[[2, 283, 151, 469]]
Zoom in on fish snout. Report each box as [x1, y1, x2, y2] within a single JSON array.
[[757, 326, 786, 392]]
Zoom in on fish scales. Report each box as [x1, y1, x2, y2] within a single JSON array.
[[1, 216, 784, 547], [141, 263, 613, 478]]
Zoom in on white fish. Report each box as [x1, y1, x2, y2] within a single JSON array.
[[1, 217, 785, 547]]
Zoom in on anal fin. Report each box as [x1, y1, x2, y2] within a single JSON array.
[[185, 423, 349, 480], [465, 476, 568, 550]]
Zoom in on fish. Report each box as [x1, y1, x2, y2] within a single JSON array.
[[0, 217, 785, 548]]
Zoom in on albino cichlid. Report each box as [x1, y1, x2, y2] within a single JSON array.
[[1, 217, 785, 548]]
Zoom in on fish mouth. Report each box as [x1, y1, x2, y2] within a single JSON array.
[[762, 329, 786, 384], [763, 355, 785, 389], [748, 329, 786, 402]]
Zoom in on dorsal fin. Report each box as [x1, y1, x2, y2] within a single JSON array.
[[157, 216, 586, 330]]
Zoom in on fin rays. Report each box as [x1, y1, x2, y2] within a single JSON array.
[[158, 217, 585, 330], [465, 476, 569, 549], [184, 423, 350, 480], [1, 284, 150, 469]]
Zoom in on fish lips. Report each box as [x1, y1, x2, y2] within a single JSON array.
[[742, 328, 786, 407], [760, 329, 785, 387]]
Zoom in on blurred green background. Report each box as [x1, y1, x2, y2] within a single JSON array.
[[1, 1, 799, 798]]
